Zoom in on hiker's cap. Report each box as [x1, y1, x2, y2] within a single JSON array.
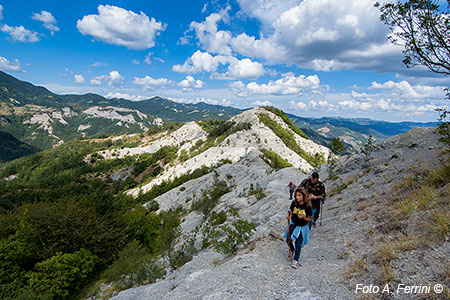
[[311, 172, 319, 179]]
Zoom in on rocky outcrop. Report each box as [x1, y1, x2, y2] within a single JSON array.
[[111, 127, 448, 300]]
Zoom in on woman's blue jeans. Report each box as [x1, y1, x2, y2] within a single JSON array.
[[286, 223, 304, 261]]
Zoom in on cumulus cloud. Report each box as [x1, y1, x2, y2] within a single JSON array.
[[289, 100, 308, 110], [173, 50, 264, 79], [132, 75, 173, 91], [105, 92, 148, 101], [169, 96, 232, 107], [183, 0, 404, 73], [188, 7, 233, 55], [252, 100, 273, 106], [32, 11, 59, 35], [0, 5, 3, 20], [0, 56, 24, 72], [90, 71, 124, 88], [77, 5, 164, 50], [230, 74, 320, 97], [74, 74, 85, 83], [178, 76, 205, 92], [369, 80, 446, 99], [1, 24, 40, 42]]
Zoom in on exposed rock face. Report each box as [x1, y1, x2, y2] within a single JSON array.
[[119, 108, 331, 197], [111, 127, 448, 300]]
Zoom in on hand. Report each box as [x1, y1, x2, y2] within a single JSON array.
[[286, 215, 290, 221], [308, 194, 315, 200]]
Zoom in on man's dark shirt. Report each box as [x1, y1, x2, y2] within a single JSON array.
[[300, 178, 326, 209]]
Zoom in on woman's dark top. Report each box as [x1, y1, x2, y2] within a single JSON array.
[[290, 201, 312, 227]]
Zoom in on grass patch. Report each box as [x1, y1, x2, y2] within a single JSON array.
[[262, 106, 308, 139], [345, 258, 366, 279], [379, 262, 396, 284], [258, 113, 325, 167], [428, 210, 450, 242], [259, 148, 292, 170], [374, 234, 419, 264]]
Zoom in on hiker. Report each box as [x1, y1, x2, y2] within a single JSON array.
[[300, 172, 326, 229], [287, 181, 296, 200], [284, 188, 311, 268]]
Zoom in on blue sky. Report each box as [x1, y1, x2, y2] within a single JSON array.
[[0, 0, 449, 122]]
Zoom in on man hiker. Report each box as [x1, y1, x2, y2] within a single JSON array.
[[287, 181, 296, 200], [300, 172, 326, 229]]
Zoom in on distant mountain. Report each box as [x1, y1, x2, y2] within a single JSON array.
[[0, 70, 439, 161], [288, 114, 438, 152], [0, 131, 39, 162], [0, 71, 240, 161]]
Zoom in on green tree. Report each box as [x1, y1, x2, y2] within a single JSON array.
[[376, 0, 450, 147], [328, 137, 345, 156], [28, 249, 97, 299]]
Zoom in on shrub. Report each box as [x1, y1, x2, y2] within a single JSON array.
[[259, 148, 292, 170], [102, 241, 165, 291], [213, 219, 256, 255], [258, 113, 325, 167], [28, 249, 98, 299], [262, 106, 308, 139], [191, 181, 230, 219]]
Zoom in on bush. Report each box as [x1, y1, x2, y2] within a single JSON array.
[[259, 148, 292, 170], [28, 249, 97, 299], [102, 240, 165, 291], [262, 106, 308, 139], [191, 181, 230, 219], [213, 219, 256, 255], [258, 113, 325, 167]]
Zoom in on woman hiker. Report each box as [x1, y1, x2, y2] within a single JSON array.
[[283, 188, 312, 268]]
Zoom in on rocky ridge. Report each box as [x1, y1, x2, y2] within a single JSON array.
[[94, 107, 332, 197], [109, 126, 448, 300]]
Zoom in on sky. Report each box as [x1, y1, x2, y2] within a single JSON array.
[[0, 0, 449, 122]]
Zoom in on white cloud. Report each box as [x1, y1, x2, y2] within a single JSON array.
[[32, 11, 59, 35], [90, 71, 124, 88], [215, 58, 264, 80], [289, 100, 308, 110], [77, 5, 164, 50], [132, 75, 173, 91], [339, 100, 372, 111], [252, 100, 273, 106], [1, 24, 40, 42], [173, 50, 227, 73], [105, 92, 148, 101], [178, 75, 205, 92], [0, 56, 24, 72], [188, 8, 233, 55], [0, 5, 3, 20], [74, 74, 85, 83], [169, 96, 232, 107], [132, 59, 140, 65], [369, 80, 445, 99], [230, 74, 321, 97], [173, 50, 264, 79], [207, 0, 404, 73], [144, 52, 152, 64]]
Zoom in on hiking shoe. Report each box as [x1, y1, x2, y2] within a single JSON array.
[[291, 260, 299, 269]]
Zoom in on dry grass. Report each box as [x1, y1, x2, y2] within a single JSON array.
[[374, 234, 419, 264], [357, 202, 369, 211], [379, 262, 396, 284], [345, 258, 367, 279], [428, 210, 450, 242]]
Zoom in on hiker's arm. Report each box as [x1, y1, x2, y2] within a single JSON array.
[[287, 210, 292, 220]]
